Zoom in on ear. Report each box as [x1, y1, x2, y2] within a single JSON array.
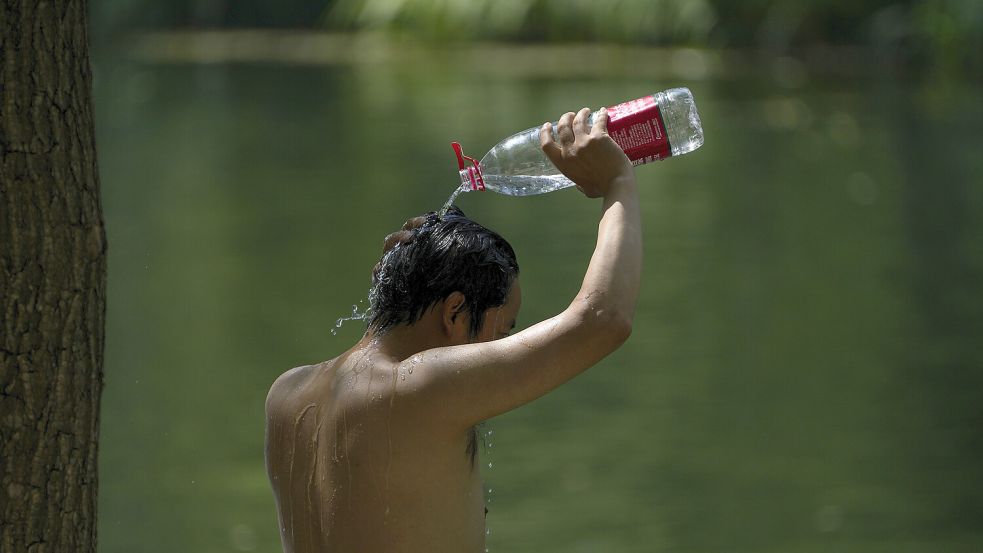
[[440, 292, 469, 340]]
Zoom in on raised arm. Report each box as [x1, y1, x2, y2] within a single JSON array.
[[402, 107, 642, 430], [544, 107, 642, 339]]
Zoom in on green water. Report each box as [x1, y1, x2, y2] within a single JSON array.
[[94, 58, 983, 552]]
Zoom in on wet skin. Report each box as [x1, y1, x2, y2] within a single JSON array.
[[265, 283, 521, 553]]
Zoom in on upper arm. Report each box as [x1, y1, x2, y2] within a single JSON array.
[[398, 303, 631, 431]]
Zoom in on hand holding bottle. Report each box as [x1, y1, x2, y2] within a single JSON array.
[[451, 87, 703, 196], [539, 107, 634, 199]]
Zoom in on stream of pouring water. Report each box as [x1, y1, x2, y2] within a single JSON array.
[[331, 182, 468, 337], [331, 184, 471, 336], [439, 183, 469, 217], [333, 182, 469, 337]]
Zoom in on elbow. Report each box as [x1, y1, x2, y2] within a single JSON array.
[[607, 312, 633, 347], [617, 313, 634, 342], [573, 303, 634, 350]]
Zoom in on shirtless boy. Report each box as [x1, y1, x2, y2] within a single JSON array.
[[265, 106, 642, 553]]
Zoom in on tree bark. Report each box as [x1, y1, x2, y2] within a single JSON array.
[[0, 1, 107, 552]]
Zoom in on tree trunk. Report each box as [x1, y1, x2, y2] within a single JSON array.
[[0, 1, 107, 551]]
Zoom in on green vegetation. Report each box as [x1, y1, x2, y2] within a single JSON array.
[[92, 0, 983, 71], [326, 0, 716, 44]]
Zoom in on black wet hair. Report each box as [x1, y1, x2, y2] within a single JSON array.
[[367, 205, 519, 339]]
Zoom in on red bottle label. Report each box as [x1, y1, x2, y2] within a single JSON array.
[[605, 95, 671, 165]]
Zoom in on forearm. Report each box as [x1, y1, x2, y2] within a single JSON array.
[[573, 173, 642, 329], [538, 106, 642, 338]]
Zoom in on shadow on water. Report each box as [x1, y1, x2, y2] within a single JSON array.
[[93, 47, 983, 553]]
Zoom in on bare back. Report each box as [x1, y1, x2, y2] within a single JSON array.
[[265, 347, 487, 553]]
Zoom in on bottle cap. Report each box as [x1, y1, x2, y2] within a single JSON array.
[[451, 142, 485, 191]]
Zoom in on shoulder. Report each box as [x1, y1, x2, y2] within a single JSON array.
[[265, 364, 312, 414]]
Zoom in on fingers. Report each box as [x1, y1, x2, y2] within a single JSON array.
[[382, 230, 413, 253], [401, 215, 428, 231], [590, 107, 609, 136], [540, 122, 562, 160], [556, 111, 576, 144], [542, 107, 607, 163], [573, 107, 591, 136]]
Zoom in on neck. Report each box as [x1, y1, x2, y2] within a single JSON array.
[[360, 313, 451, 362]]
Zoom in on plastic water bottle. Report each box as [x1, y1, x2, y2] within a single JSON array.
[[451, 87, 704, 196]]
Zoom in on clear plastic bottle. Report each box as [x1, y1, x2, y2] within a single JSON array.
[[452, 87, 704, 196]]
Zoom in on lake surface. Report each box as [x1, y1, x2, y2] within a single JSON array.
[[93, 49, 983, 552]]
